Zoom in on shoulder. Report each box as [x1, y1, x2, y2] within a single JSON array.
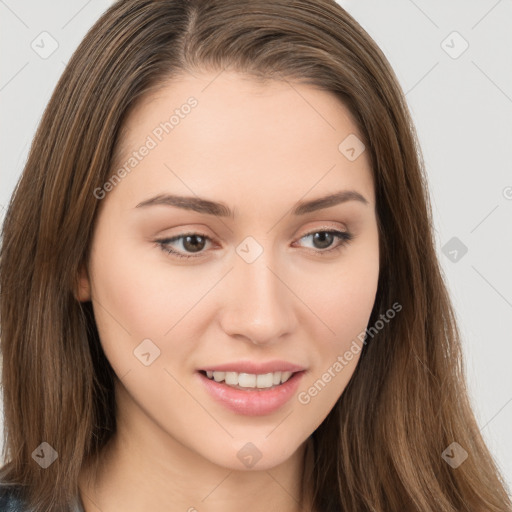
[[0, 483, 84, 512], [0, 482, 28, 511]]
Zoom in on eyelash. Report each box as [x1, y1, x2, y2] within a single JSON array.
[[155, 229, 354, 260]]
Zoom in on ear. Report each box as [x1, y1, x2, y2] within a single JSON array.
[[75, 262, 91, 302]]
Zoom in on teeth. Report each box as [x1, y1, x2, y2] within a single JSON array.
[[256, 373, 273, 388], [281, 371, 292, 382], [205, 370, 295, 389], [225, 372, 238, 386], [239, 373, 257, 387], [213, 371, 225, 382]]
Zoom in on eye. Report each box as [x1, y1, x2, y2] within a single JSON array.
[[155, 232, 213, 260], [294, 229, 354, 256], [155, 229, 354, 260]]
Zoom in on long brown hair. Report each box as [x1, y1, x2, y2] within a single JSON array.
[[1, 1, 510, 511]]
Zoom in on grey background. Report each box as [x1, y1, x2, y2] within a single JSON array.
[[1, 0, 511, 492]]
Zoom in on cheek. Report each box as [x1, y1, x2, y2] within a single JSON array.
[[304, 270, 378, 341], [88, 227, 190, 338], [86, 228, 166, 374], [301, 233, 380, 346], [295, 234, 379, 411], [89, 246, 159, 340], [87, 224, 213, 380]]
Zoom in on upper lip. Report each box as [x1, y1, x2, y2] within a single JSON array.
[[199, 360, 306, 374]]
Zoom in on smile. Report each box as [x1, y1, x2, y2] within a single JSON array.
[[197, 370, 306, 416], [202, 370, 294, 390]]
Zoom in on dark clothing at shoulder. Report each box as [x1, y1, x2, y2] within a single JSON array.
[[0, 483, 29, 511], [0, 484, 85, 512]]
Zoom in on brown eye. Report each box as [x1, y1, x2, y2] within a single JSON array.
[[156, 232, 212, 259], [181, 234, 206, 253]]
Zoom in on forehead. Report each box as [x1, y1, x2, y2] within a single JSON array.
[[109, 70, 374, 209]]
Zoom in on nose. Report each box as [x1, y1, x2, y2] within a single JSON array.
[[218, 249, 296, 346]]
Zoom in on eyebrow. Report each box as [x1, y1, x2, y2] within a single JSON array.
[[135, 190, 369, 217]]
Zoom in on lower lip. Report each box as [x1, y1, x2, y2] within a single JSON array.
[[197, 371, 305, 416]]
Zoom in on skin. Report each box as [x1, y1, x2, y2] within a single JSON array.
[[76, 70, 380, 512]]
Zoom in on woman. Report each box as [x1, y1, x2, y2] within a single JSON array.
[[0, 0, 510, 511]]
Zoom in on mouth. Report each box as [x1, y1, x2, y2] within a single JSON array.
[[196, 368, 306, 416], [199, 369, 297, 391]]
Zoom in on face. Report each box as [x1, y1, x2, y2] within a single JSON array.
[[78, 70, 379, 472]]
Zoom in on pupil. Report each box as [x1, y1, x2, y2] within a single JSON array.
[[314, 232, 333, 249], [184, 235, 205, 253]]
